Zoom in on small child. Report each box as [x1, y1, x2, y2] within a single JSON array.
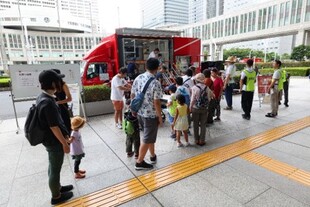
[[69, 116, 86, 179], [123, 109, 140, 159], [172, 94, 190, 147], [166, 84, 177, 139]]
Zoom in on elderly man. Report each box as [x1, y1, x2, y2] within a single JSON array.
[[223, 56, 237, 110]]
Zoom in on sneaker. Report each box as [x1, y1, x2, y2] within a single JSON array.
[[135, 160, 153, 170], [184, 142, 190, 147], [127, 152, 134, 157], [75, 172, 85, 179], [224, 106, 233, 110], [150, 155, 157, 164], [170, 133, 176, 139], [117, 123, 122, 129], [284, 103, 289, 107], [177, 142, 183, 147], [60, 185, 74, 193], [51, 192, 73, 205], [214, 117, 221, 121]]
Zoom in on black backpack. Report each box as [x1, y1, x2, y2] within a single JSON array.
[[195, 85, 209, 109], [24, 98, 47, 146]]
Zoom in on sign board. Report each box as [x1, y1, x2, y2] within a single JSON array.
[[9, 64, 81, 100], [257, 75, 272, 94]]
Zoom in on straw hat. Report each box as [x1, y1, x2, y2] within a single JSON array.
[[71, 116, 86, 130], [225, 56, 236, 63], [195, 73, 206, 83]]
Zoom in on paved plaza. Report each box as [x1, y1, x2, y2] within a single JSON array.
[[0, 77, 309, 207]]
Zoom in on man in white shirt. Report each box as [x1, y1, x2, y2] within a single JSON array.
[[148, 48, 160, 59], [111, 67, 131, 129], [223, 56, 236, 110]]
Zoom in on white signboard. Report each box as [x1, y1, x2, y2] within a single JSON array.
[[67, 83, 80, 116], [16, 71, 40, 88]]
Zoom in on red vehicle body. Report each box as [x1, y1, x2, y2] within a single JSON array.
[[81, 28, 201, 86]]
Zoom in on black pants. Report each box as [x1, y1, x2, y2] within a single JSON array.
[[74, 160, 81, 173], [283, 81, 289, 104], [241, 91, 254, 117], [126, 131, 140, 154], [207, 99, 216, 123]]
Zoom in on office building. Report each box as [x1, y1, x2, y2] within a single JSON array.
[[142, 0, 188, 28], [189, 0, 224, 23]]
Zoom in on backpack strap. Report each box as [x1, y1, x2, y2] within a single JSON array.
[[142, 77, 155, 94]]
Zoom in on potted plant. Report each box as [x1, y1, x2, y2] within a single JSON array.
[[80, 84, 114, 116]]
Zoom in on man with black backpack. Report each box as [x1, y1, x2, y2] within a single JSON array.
[[190, 73, 214, 146], [36, 70, 73, 205]]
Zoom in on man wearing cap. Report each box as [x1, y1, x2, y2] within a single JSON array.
[[37, 70, 73, 204], [223, 56, 237, 110]]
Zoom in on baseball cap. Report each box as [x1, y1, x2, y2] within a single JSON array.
[[51, 69, 65, 78], [168, 84, 177, 92], [39, 70, 63, 84]]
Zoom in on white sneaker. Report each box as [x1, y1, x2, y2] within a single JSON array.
[[177, 142, 183, 147], [184, 142, 190, 147], [117, 123, 122, 129]]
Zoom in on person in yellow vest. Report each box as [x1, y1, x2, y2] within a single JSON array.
[[266, 60, 282, 118], [281, 69, 290, 107], [239, 59, 256, 120]]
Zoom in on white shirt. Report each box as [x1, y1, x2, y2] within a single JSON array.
[[148, 51, 157, 59], [111, 75, 127, 101], [182, 75, 195, 89], [225, 64, 236, 84]]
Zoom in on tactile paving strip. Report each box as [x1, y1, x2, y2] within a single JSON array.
[[59, 116, 310, 207]]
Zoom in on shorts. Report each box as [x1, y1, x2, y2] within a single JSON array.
[[138, 116, 158, 144], [168, 113, 174, 124], [112, 100, 124, 111]]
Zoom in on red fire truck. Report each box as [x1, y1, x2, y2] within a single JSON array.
[[81, 28, 201, 85]]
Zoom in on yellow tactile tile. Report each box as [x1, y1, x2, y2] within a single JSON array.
[[240, 151, 310, 186], [58, 116, 310, 207]]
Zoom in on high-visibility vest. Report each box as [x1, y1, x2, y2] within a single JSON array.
[[282, 69, 287, 83], [278, 69, 284, 90], [243, 69, 256, 92]]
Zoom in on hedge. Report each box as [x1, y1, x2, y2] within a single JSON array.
[[82, 85, 111, 102], [0, 78, 10, 87], [235, 61, 310, 71], [259, 67, 310, 76]]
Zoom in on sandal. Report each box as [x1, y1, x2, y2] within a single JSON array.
[[265, 113, 276, 118]]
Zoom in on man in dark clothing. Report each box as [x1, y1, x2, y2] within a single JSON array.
[[37, 70, 73, 205]]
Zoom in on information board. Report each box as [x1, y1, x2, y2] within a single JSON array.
[[257, 75, 272, 94], [9, 64, 81, 100]]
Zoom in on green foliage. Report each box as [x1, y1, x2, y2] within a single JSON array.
[[259, 68, 310, 76], [82, 85, 111, 102], [223, 48, 278, 62], [291, 45, 310, 61], [0, 77, 10, 87]]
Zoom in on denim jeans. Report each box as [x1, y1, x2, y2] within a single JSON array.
[[225, 84, 233, 107]]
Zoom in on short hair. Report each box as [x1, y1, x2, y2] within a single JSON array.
[[161, 65, 167, 70], [175, 77, 183, 85], [185, 69, 193, 77], [119, 67, 127, 74], [202, 69, 211, 78], [176, 94, 185, 105], [211, 68, 218, 73], [146, 58, 160, 71], [274, 59, 282, 67], [246, 59, 254, 67], [154, 48, 159, 52], [189, 66, 196, 72], [158, 53, 162, 57]]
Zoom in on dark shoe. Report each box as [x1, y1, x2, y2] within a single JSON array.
[[51, 192, 73, 205], [198, 141, 206, 146], [265, 113, 276, 118], [284, 103, 289, 107], [170, 133, 176, 139], [278, 101, 281, 105], [214, 117, 221, 121], [127, 152, 134, 157], [224, 106, 233, 110], [242, 114, 246, 119], [60, 185, 73, 193], [245, 116, 250, 120], [135, 160, 153, 170], [150, 155, 157, 164]]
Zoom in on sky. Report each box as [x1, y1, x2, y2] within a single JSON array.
[[98, 0, 142, 34]]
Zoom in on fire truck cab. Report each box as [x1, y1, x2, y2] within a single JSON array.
[[81, 28, 201, 86]]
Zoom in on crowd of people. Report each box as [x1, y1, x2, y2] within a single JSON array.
[[34, 51, 290, 204]]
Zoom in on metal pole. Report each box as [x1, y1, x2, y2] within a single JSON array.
[[17, 0, 30, 64], [117, 6, 120, 28], [56, 0, 65, 63], [89, 2, 96, 47]]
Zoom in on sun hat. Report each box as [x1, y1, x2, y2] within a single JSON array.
[[225, 56, 236, 63], [71, 116, 86, 130], [195, 73, 206, 83]]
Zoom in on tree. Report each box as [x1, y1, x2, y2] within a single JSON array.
[[281, 53, 291, 60], [291, 45, 310, 61], [223, 48, 265, 61]]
